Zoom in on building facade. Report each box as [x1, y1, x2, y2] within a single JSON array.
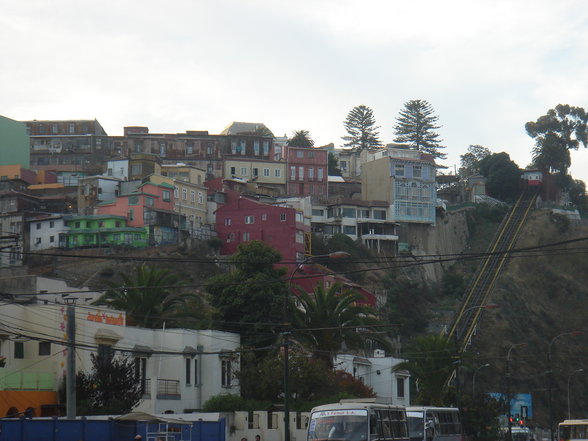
[[0, 115, 30, 168], [285, 146, 328, 199]]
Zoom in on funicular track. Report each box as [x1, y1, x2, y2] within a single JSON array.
[[447, 190, 537, 353]]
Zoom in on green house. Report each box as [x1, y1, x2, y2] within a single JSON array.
[[62, 215, 148, 249]]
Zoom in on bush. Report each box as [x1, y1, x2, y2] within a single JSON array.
[[202, 394, 271, 412]]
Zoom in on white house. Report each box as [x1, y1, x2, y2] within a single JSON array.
[[0, 276, 240, 417], [334, 351, 410, 407], [28, 214, 66, 251]]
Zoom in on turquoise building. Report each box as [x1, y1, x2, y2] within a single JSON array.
[[61, 215, 148, 249], [0, 115, 30, 167]]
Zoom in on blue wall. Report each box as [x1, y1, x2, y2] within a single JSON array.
[[0, 417, 225, 441]]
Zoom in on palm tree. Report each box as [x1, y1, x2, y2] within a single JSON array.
[[394, 334, 457, 405], [95, 264, 195, 328], [288, 130, 314, 147], [291, 282, 389, 368]]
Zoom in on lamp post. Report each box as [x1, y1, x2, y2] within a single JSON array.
[[472, 363, 491, 396], [547, 331, 583, 441], [506, 343, 527, 441], [567, 368, 584, 419], [283, 251, 350, 441]]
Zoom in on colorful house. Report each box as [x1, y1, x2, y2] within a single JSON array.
[[61, 214, 148, 249], [214, 189, 310, 264], [97, 181, 183, 246], [285, 146, 328, 199]]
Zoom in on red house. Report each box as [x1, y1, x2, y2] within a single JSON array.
[[286, 146, 328, 198], [214, 189, 310, 263]]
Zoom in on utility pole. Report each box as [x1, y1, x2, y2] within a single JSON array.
[[66, 298, 77, 419]]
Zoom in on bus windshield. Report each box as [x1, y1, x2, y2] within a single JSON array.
[[406, 413, 424, 440], [309, 409, 369, 441], [559, 420, 588, 441]]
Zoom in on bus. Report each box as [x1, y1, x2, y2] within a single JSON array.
[[510, 426, 532, 441], [308, 400, 409, 441], [406, 407, 463, 441], [558, 420, 588, 441]]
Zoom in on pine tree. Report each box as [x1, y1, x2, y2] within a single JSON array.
[[342, 105, 382, 150], [393, 99, 446, 159]]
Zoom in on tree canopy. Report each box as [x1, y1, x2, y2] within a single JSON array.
[[342, 105, 382, 150], [291, 282, 389, 368], [328, 152, 342, 176], [205, 240, 287, 348], [288, 130, 314, 147], [76, 353, 143, 415], [478, 152, 521, 202], [393, 99, 446, 159], [459, 145, 492, 178], [95, 264, 194, 328], [394, 334, 456, 406], [526, 104, 588, 174]]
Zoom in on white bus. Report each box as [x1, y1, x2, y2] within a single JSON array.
[[308, 400, 409, 441], [558, 420, 588, 441], [406, 407, 463, 441]]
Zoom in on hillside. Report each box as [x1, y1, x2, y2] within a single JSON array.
[[465, 209, 588, 427]]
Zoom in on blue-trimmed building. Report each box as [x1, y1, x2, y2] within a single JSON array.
[[361, 148, 437, 225]]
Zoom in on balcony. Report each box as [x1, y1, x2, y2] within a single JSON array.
[[156, 379, 181, 400]]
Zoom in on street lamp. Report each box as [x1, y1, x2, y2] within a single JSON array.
[[547, 331, 584, 441], [506, 343, 527, 441], [567, 369, 584, 419], [283, 251, 350, 441], [472, 363, 491, 396]]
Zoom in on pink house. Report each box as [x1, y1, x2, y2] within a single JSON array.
[[214, 189, 310, 264], [286, 146, 328, 198], [97, 181, 183, 245]]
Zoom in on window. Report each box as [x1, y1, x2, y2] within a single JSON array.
[[245, 215, 255, 224], [248, 411, 260, 429], [50, 221, 55, 228], [243, 232, 250, 241], [296, 151, 304, 158], [343, 225, 357, 235], [135, 357, 147, 393], [162, 190, 171, 202], [253, 168, 259, 177], [397, 378, 405, 398], [50, 236, 54, 243], [308, 150, 314, 158], [296, 232, 303, 243], [39, 342, 51, 356], [240, 167, 248, 176], [128, 195, 139, 205], [230, 166, 236, 176], [174, 186, 179, 198], [146, 197, 154, 207], [413, 165, 422, 178], [36, 223, 41, 230], [75, 221, 81, 228], [159, 142, 166, 156], [318, 168, 324, 180], [15, 342, 24, 359], [99, 221, 105, 227], [263, 168, 270, 177], [312, 209, 324, 216], [190, 190, 195, 202], [182, 188, 187, 200], [263, 141, 269, 155], [129, 209, 134, 221], [342, 207, 356, 218], [298, 167, 304, 180], [221, 358, 232, 387], [308, 168, 314, 179], [253, 140, 260, 155], [261, 213, 267, 221], [115, 221, 121, 227], [198, 192, 203, 204], [194, 359, 198, 385], [274, 169, 281, 178], [224, 218, 231, 226], [52, 124, 58, 134], [373, 210, 386, 220], [290, 166, 296, 179], [280, 213, 287, 221], [186, 358, 192, 385], [186, 142, 194, 154], [395, 164, 405, 176], [69, 123, 75, 134]]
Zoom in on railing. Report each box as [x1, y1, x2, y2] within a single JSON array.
[[156, 379, 181, 399]]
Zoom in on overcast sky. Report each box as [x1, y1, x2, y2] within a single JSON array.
[[2, 0, 588, 181]]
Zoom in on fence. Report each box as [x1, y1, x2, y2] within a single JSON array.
[[0, 417, 225, 441]]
